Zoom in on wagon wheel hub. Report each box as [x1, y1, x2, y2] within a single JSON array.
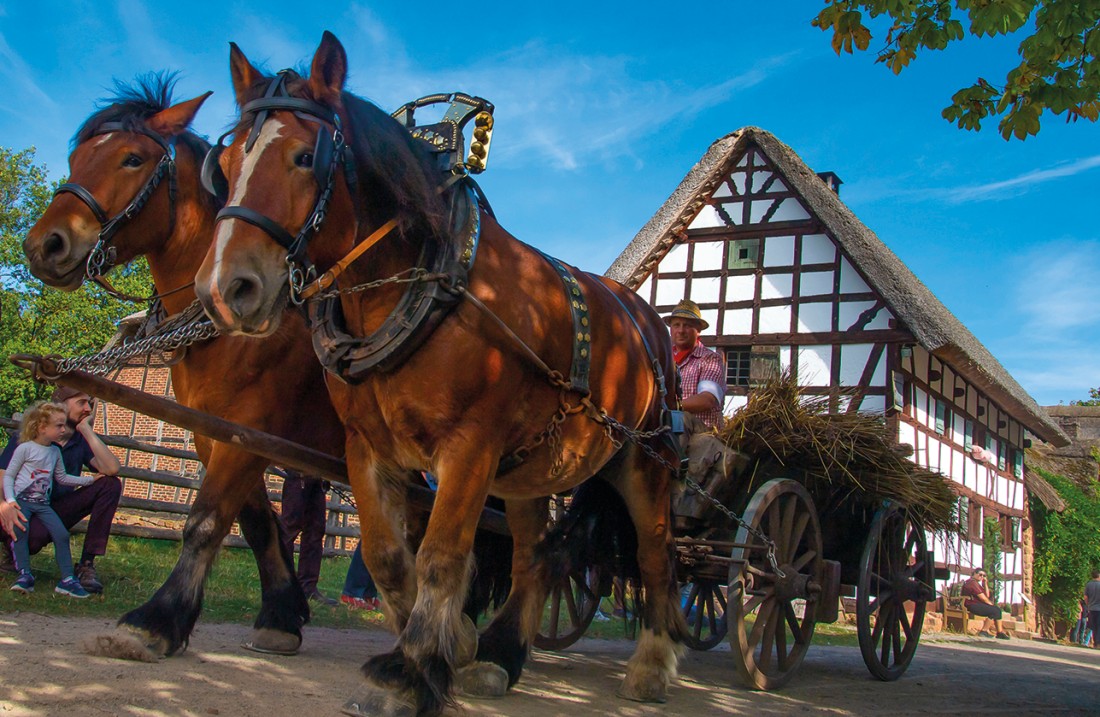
[[772, 565, 814, 602]]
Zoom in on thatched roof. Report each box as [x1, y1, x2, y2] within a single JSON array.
[[607, 126, 1069, 448], [1024, 467, 1068, 512]]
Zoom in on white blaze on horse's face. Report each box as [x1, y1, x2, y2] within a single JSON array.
[[211, 119, 286, 269]]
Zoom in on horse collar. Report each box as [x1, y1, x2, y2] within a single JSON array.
[[54, 122, 178, 280], [307, 181, 481, 382]]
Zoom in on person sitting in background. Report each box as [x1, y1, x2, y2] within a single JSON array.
[[278, 468, 338, 606], [3, 402, 103, 597], [961, 569, 1010, 639], [0, 387, 121, 594]]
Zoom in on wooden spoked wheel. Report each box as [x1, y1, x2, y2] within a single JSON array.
[[856, 504, 934, 681], [681, 578, 728, 651], [728, 478, 823, 690], [534, 566, 601, 650]]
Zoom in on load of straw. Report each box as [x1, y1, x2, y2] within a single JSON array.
[[716, 371, 957, 532]]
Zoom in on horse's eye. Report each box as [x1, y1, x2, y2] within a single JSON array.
[[295, 151, 315, 169], [122, 154, 144, 168]]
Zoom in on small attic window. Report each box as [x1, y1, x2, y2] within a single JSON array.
[[728, 238, 760, 270]]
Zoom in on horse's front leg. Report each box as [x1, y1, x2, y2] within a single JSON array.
[[347, 447, 495, 717], [458, 496, 549, 696], [85, 447, 293, 661]]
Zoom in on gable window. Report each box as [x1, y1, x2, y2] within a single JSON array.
[[891, 371, 906, 412], [1013, 450, 1024, 479], [728, 238, 760, 270], [958, 497, 969, 539], [963, 420, 974, 451], [726, 348, 751, 387]]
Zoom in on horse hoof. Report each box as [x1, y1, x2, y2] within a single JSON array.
[[341, 684, 416, 717], [617, 676, 668, 704], [242, 628, 301, 656], [81, 628, 162, 663], [456, 662, 509, 699], [455, 613, 478, 668]]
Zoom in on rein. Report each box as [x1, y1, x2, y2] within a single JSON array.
[[55, 122, 178, 283]]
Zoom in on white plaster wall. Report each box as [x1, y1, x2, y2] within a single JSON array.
[[838, 343, 873, 386], [838, 258, 870, 293], [693, 240, 724, 270], [726, 274, 755, 302], [700, 309, 719, 336], [753, 197, 810, 223], [796, 302, 832, 333], [692, 276, 722, 304], [758, 305, 791, 333], [763, 235, 796, 267], [779, 346, 793, 372], [797, 346, 831, 386], [799, 270, 833, 297], [637, 275, 653, 301], [688, 205, 723, 230], [800, 234, 834, 265], [724, 309, 753, 334], [861, 395, 885, 413], [761, 273, 793, 300], [661, 243, 689, 273], [655, 278, 686, 307], [725, 395, 748, 415]]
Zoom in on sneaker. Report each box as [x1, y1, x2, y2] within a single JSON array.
[[75, 562, 104, 594], [10, 572, 34, 593], [0, 541, 16, 574], [55, 576, 90, 598], [592, 609, 611, 622], [996, 632, 1011, 640], [307, 589, 339, 607], [341, 594, 369, 609]]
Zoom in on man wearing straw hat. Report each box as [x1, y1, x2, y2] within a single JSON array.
[[664, 299, 725, 430]]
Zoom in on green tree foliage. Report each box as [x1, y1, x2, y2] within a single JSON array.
[[1, 146, 152, 417], [1029, 467, 1100, 625], [982, 515, 1004, 602], [1070, 386, 1100, 405], [812, 1, 1100, 139]]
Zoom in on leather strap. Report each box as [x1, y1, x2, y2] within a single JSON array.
[[55, 184, 108, 224], [216, 205, 299, 251], [297, 217, 401, 301], [532, 250, 591, 395]]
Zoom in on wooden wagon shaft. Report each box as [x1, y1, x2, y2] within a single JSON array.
[[8, 356, 511, 536]]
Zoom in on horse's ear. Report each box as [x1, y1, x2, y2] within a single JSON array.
[[229, 42, 264, 108], [308, 31, 347, 106], [146, 92, 213, 138]]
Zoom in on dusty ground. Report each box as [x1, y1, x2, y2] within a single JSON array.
[[1, 612, 1098, 716]]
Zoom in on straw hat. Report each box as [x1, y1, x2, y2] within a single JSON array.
[[662, 299, 709, 330]]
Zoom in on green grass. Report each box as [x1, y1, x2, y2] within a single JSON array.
[[0, 536, 382, 629], [0, 536, 861, 648]]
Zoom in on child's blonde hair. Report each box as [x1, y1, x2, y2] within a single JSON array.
[[19, 401, 66, 442]]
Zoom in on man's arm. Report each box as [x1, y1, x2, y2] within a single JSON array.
[[76, 419, 120, 476], [681, 392, 720, 414]]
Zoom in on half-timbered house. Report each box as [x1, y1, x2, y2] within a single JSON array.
[[606, 126, 1070, 608]]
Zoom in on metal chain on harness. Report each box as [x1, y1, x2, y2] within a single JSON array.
[[681, 472, 784, 578], [310, 267, 451, 301], [37, 300, 219, 378]]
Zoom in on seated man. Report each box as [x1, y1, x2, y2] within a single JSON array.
[[0, 387, 122, 593], [961, 569, 1010, 639], [664, 299, 725, 430]]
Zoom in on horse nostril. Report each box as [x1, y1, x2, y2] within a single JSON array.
[[226, 274, 263, 316], [43, 232, 68, 259]]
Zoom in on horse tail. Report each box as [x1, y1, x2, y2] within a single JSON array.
[[536, 478, 642, 613], [464, 496, 513, 622]]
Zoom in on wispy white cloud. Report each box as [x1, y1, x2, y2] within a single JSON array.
[[845, 154, 1100, 206], [0, 29, 56, 111]]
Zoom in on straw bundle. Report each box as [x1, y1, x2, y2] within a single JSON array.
[[717, 372, 957, 532]]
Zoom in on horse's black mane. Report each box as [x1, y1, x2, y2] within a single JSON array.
[[234, 70, 450, 242], [75, 72, 212, 171]]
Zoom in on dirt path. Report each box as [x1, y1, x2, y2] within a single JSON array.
[[2, 612, 1098, 716]]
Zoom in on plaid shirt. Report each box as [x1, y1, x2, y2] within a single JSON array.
[[677, 342, 725, 429]]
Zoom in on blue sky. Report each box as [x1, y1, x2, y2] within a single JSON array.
[[1, 2, 1096, 406]]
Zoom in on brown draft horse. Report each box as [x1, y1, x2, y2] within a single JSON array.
[[195, 33, 686, 716], [22, 76, 345, 659]]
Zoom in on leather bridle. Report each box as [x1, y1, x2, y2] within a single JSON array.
[[54, 121, 178, 280], [206, 71, 353, 304]]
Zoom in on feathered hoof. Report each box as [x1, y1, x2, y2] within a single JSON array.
[[341, 683, 417, 717], [81, 627, 163, 663], [242, 628, 301, 656], [617, 671, 668, 704], [455, 661, 509, 699], [455, 613, 478, 668]]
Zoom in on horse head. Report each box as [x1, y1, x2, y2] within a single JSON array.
[[196, 31, 449, 336], [24, 77, 213, 291]]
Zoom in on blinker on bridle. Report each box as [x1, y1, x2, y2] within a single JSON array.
[[204, 70, 354, 304], [54, 121, 178, 282]]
